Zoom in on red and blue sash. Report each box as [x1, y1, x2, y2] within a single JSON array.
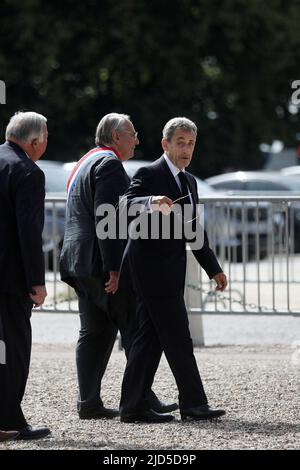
[[66, 147, 120, 207]]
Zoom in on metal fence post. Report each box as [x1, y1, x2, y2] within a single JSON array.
[[185, 248, 205, 346]]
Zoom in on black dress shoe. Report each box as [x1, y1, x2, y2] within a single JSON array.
[[0, 430, 20, 442], [181, 404, 226, 421], [16, 425, 51, 440], [120, 409, 175, 423], [79, 405, 119, 419], [149, 397, 179, 414]]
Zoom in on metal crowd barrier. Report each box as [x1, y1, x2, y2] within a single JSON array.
[[41, 195, 300, 318]]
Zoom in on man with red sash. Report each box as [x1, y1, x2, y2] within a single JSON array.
[[60, 113, 177, 420]]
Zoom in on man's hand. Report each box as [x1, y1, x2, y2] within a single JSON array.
[[213, 273, 228, 292], [30, 285, 47, 307], [105, 271, 119, 294], [151, 196, 173, 215]]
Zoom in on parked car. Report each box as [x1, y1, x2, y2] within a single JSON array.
[[36, 160, 70, 268], [206, 171, 300, 193], [280, 166, 300, 177], [37, 160, 70, 194], [206, 171, 300, 252]]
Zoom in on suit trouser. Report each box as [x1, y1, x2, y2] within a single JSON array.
[[120, 293, 208, 415], [0, 293, 32, 429], [73, 277, 152, 411]]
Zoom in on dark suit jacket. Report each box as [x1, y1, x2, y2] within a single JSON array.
[[0, 141, 45, 294], [60, 152, 131, 287], [122, 156, 222, 297]]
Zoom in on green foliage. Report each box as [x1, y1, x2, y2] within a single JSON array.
[[1, 0, 300, 176]]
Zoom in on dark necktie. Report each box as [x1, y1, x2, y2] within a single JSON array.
[[177, 171, 196, 230], [178, 171, 192, 207]]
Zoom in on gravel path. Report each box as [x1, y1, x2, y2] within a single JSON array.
[[1, 343, 299, 450]]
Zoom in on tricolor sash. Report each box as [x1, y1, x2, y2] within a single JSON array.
[[66, 147, 120, 207]]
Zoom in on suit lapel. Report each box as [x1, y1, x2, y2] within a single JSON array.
[[155, 156, 198, 208], [158, 156, 182, 200]]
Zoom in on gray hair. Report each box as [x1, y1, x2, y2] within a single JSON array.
[[95, 112, 131, 146], [163, 117, 197, 142], [6, 111, 47, 143]]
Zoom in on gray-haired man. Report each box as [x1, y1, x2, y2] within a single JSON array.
[[60, 113, 177, 420], [0, 111, 50, 439]]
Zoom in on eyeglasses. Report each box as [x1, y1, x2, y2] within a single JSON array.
[[122, 130, 138, 139], [172, 194, 199, 224]]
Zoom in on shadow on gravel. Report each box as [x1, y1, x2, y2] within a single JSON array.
[[4, 419, 299, 451], [10, 438, 155, 451], [180, 419, 300, 436]]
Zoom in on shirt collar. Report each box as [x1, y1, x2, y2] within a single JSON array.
[[99, 145, 121, 160], [163, 153, 185, 177]]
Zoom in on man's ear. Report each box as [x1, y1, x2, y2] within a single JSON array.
[[111, 130, 119, 144], [31, 138, 39, 149], [161, 138, 169, 152]]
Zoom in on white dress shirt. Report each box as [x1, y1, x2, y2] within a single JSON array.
[[163, 153, 193, 205]]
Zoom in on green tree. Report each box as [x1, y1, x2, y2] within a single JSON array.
[[0, 0, 299, 177]]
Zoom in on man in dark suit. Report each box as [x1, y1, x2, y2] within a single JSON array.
[[0, 111, 50, 439], [119, 117, 228, 423], [60, 113, 177, 419]]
